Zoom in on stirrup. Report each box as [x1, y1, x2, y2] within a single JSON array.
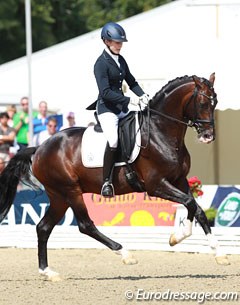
[[101, 181, 115, 198]]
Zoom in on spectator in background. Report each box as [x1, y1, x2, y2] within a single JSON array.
[[38, 100, 48, 121], [33, 100, 49, 134], [13, 97, 38, 151], [0, 112, 16, 173], [33, 117, 58, 146], [6, 105, 17, 127], [60, 112, 76, 130]]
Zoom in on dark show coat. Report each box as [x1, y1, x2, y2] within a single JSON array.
[[88, 50, 144, 114]]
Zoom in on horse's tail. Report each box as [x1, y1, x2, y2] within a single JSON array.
[[0, 146, 38, 223]]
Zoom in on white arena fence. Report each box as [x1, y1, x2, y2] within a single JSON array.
[[0, 225, 239, 255]]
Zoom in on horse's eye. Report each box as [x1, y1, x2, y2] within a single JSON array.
[[199, 100, 209, 110]]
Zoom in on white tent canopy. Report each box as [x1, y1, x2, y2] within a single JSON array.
[[0, 0, 240, 126]]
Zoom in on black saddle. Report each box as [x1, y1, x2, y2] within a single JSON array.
[[93, 111, 137, 162]]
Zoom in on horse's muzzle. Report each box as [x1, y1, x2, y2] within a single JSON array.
[[198, 128, 215, 144]]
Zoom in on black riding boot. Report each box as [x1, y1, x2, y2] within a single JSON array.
[[101, 144, 117, 198]]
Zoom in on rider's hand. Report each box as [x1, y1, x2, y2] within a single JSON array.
[[139, 94, 150, 110], [139, 93, 150, 105], [129, 96, 140, 106]]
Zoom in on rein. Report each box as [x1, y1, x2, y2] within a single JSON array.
[[149, 107, 192, 127], [139, 84, 216, 148], [149, 86, 216, 128], [147, 88, 196, 129]]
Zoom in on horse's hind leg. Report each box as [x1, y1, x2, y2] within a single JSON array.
[[71, 193, 137, 265], [37, 195, 68, 281]]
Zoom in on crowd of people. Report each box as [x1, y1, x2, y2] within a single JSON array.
[[0, 96, 78, 173]]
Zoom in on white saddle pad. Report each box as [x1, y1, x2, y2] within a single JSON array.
[[82, 114, 141, 168]]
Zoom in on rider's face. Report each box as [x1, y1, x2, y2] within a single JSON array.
[[105, 40, 123, 54]]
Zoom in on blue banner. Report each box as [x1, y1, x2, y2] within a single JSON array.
[[1, 190, 77, 226], [33, 114, 63, 134]]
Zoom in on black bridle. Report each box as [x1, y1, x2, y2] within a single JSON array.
[[183, 87, 217, 133], [147, 85, 217, 132], [138, 83, 217, 148]]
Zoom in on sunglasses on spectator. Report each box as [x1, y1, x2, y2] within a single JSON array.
[[48, 124, 57, 127], [21, 103, 28, 106]]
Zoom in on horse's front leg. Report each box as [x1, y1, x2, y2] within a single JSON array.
[[153, 179, 230, 265], [169, 186, 199, 245], [169, 198, 196, 246], [194, 204, 229, 265]]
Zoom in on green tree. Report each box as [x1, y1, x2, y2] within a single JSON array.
[[0, 0, 55, 63], [0, 0, 171, 64], [0, 0, 25, 63]]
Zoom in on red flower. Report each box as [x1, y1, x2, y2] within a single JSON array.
[[188, 176, 203, 198]]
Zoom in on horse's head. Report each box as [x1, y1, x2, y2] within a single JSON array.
[[148, 73, 218, 144], [186, 73, 218, 144]]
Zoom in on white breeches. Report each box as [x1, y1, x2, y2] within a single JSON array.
[[98, 111, 129, 148]]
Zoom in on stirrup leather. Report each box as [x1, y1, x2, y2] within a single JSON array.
[[101, 181, 115, 198]]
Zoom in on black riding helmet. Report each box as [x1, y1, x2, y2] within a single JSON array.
[[101, 22, 128, 42]]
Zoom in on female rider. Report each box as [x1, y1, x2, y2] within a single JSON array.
[[93, 22, 149, 197]]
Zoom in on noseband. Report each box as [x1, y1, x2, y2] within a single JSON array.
[[184, 86, 217, 133]]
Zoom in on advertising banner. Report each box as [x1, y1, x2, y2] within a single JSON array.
[[211, 186, 240, 227], [174, 185, 240, 228], [1, 190, 176, 227], [2, 186, 240, 228], [85, 193, 176, 226]]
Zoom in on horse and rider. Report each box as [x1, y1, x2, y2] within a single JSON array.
[[0, 22, 227, 281]]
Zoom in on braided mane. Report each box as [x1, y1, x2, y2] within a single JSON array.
[[152, 75, 193, 102], [151, 75, 212, 105]]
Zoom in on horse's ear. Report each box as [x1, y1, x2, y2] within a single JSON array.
[[192, 75, 202, 88], [209, 72, 215, 85]]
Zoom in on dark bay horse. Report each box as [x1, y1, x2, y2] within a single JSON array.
[[0, 73, 229, 281]]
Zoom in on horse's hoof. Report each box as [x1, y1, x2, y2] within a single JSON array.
[[122, 255, 138, 265], [114, 248, 138, 265], [48, 273, 62, 282], [39, 267, 63, 282], [169, 233, 178, 246], [215, 255, 230, 266]]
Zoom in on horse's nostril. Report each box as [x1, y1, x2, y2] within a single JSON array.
[[205, 133, 212, 139]]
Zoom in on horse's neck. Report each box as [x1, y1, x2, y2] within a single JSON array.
[[155, 120, 186, 145], [158, 83, 192, 123], [140, 81, 193, 152], [148, 91, 190, 145], [162, 84, 191, 113], [138, 111, 187, 154]]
